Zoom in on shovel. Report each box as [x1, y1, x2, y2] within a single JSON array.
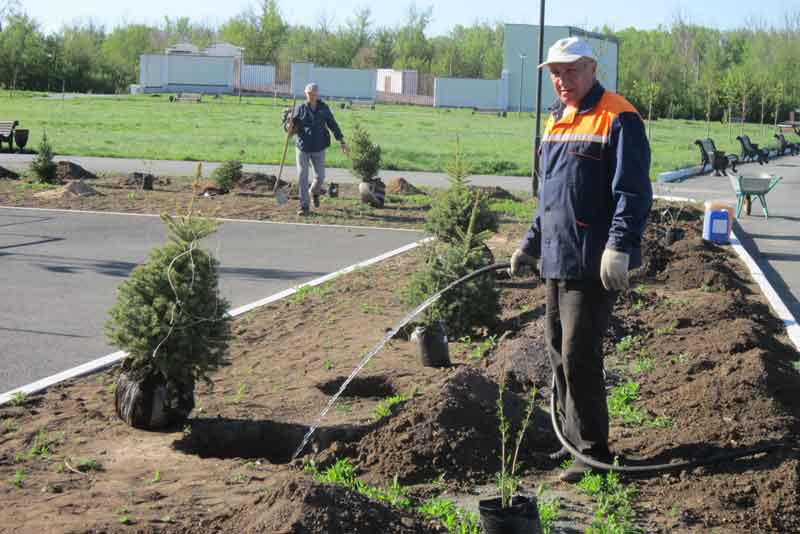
[[273, 129, 291, 205], [273, 96, 298, 205]]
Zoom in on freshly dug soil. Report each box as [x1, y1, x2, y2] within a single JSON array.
[[473, 185, 519, 201], [0, 165, 19, 179], [216, 476, 446, 534], [0, 176, 431, 230], [386, 177, 425, 196], [1, 201, 798, 533], [56, 161, 96, 181], [488, 203, 800, 532], [33, 181, 99, 199], [351, 367, 558, 485]]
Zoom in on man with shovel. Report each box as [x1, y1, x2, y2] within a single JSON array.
[[509, 37, 652, 482], [287, 83, 348, 216]]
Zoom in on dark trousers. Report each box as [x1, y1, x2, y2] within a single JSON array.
[[545, 278, 616, 456]]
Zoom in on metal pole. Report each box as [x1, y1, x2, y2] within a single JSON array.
[[532, 0, 546, 197], [518, 53, 526, 116]]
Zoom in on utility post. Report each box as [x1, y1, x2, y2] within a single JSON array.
[[518, 53, 527, 117], [532, 0, 546, 198]]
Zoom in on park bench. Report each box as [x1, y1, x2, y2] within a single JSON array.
[[171, 93, 202, 103], [774, 132, 800, 156], [348, 100, 375, 111], [736, 135, 769, 165], [0, 120, 19, 152], [727, 171, 782, 219], [472, 107, 508, 118], [694, 138, 738, 176]]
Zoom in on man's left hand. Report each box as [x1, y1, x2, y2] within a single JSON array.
[[600, 248, 630, 291]]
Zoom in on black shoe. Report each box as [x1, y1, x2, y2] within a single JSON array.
[[549, 446, 570, 461], [297, 207, 310, 216], [312, 194, 320, 208]]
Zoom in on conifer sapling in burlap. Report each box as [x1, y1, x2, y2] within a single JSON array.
[[106, 208, 232, 430], [351, 122, 386, 208], [30, 130, 57, 183]]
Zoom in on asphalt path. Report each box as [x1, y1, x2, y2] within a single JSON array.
[[0, 207, 422, 393], [661, 154, 800, 323]]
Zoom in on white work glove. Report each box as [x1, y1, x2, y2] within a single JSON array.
[[600, 248, 630, 291], [509, 249, 537, 277]]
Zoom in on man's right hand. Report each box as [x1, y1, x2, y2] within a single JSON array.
[[509, 248, 537, 277]]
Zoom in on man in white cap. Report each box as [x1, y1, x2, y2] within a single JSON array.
[[509, 37, 652, 482], [288, 83, 348, 215]]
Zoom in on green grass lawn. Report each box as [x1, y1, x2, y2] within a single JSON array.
[[0, 91, 789, 179]]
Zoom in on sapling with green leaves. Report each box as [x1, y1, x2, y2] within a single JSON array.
[[495, 368, 538, 508]]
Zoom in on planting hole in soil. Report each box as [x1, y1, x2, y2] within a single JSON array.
[[173, 418, 369, 463], [316, 375, 397, 398]]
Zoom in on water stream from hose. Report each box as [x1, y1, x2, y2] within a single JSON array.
[[291, 262, 510, 460]]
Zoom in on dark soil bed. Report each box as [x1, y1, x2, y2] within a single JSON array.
[[0, 202, 797, 533]]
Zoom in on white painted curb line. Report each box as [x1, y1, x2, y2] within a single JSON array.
[[0, 237, 433, 405], [0, 205, 420, 233], [654, 194, 800, 352]]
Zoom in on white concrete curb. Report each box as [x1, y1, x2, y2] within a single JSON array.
[[654, 194, 799, 352], [0, 237, 434, 405], [0, 205, 420, 233]]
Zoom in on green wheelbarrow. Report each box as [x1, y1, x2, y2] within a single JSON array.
[[727, 172, 782, 219]]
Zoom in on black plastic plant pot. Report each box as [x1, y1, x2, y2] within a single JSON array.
[[14, 129, 28, 151], [115, 370, 195, 431], [413, 322, 450, 368], [328, 182, 339, 198], [479, 495, 541, 534]]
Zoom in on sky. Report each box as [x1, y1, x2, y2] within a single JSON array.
[[18, 0, 800, 36]]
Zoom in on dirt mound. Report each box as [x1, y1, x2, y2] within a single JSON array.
[[386, 177, 424, 196], [34, 180, 99, 199], [351, 367, 556, 485], [486, 317, 553, 397], [0, 165, 19, 179], [122, 172, 171, 188], [473, 185, 519, 201], [218, 476, 446, 534], [237, 172, 288, 193], [56, 161, 96, 181]]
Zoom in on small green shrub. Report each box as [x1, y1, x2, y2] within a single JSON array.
[[9, 391, 27, 407], [424, 138, 498, 243], [406, 197, 499, 337], [373, 394, 407, 420], [212, 160, 242, 190], [30, 130, 57, 183], [105, 211, 232, 386], [349, 123, 381, 181], [404, 243, 499, 338]]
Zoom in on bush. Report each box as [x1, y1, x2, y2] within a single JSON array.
[[406, 199, 499, 337], [105, 210, 232, 386], [30, 130, 57, 183], [212, 160, 243, 190], [349, 122, 381, 181], [424, 139, 498, 243]]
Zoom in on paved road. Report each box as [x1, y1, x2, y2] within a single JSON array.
[[0, 154, 533, 192], [661, 155, 800, 323], [0, 207, 422, 393]]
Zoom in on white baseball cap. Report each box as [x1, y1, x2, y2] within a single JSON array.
[[538, 37, 597, 68]]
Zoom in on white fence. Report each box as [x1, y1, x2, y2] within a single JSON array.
[[433, 71, 509, 110], [239, 64, 276, 92], [291, 63, 377, 101]]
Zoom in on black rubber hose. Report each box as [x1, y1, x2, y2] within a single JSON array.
[[549, 376, 782, 473], [443, 262, 783, 472]]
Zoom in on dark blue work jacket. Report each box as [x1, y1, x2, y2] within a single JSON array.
[[521, 82, 652, 280], [293, 99, 344, 153]]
